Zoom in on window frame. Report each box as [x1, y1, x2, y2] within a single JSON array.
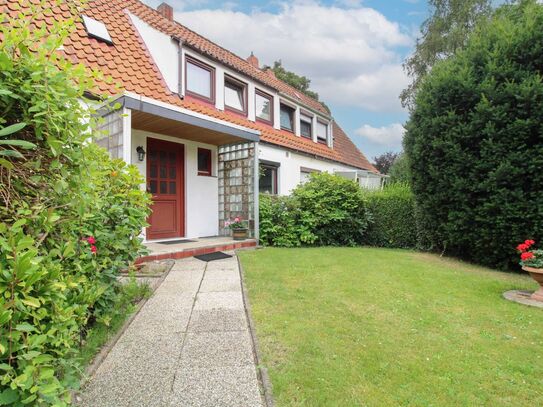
[[316, 119, 329, 145], [224, 74, 248, 116], [259, 163, 279, 195], [255, 89, 274, 125], [280, 103, 295, 133], [300, 113, 313, 139], [197, 147, 212, 176], [185, 55, 216, 104]]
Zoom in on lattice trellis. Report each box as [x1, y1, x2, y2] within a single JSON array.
[[218, 142, 256, 237]]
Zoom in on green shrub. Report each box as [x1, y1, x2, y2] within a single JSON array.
[[0, 6, 150, 405], [388, 153, 411, 184], [259, 173, 369, 247], [364, 183, 417, 249], [259, 194, 309, 247], [404, 1, 543, 269]]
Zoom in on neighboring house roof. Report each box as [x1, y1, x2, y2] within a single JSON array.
[[4, 0, 379, 173]]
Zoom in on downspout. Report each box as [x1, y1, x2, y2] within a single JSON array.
[[172, 36, 185, 99]]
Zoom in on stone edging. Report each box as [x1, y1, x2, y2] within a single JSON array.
[[236, 251, 275, 407], [80, 259, 176, 385]]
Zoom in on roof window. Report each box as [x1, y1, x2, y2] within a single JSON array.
[[82, 15, 113, 44]]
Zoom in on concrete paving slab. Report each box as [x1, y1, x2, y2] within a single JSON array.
[[170, 365, 263, 407], [188, 309, 248, 333], [199, 275, 241, 292], [179, 331, 254, 368], [193, 291, 244, 310], [79, 335, 183, 407]]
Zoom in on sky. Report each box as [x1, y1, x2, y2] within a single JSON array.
[[144, 0, 429, 161]]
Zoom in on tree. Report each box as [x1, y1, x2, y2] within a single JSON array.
[[373, 151, 399, 174], [404, 0, 543, 269], [264, 60, 330, 112], [388, 153, 411, 184], [400, 0, 493, 110]]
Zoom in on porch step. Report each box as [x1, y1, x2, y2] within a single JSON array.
[[136, 239, 257, 263]]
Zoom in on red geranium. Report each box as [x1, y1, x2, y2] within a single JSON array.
[[517, 243, 529, 252], [90, 245, 97, 254], [525, 239, 535, 247], [521, 252, 534, 261], [87, 236, 96, 245]]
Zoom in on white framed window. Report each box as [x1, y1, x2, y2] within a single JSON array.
[[300, 113, 312, 139], [317, 120, 328, 144]]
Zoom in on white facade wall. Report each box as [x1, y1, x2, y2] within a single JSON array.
[[131, 129, 219, 241], [259, 143, 381, 195]]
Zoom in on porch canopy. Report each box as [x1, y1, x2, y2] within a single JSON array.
[[120, 93, 260, 145]]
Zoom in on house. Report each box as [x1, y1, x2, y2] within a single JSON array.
[[10, 0, 382, 243]]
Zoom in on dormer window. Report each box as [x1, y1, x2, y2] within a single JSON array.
[[224, 75, 247, 115], [255, 90, 273, 124], [317, 120, 328, 144], [300, 114, 312, 139], [280, 103, 295, 132], [186, 56, 215, 103]]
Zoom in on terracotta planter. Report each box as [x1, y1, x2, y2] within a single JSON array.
[[522, 266, 543, 302], [232, 228, 248, 241]]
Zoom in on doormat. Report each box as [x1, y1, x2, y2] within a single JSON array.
[[157, 239, 196, 245], [194, 251, 233, 262]]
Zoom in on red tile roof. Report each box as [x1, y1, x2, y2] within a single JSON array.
[[4, 0, 378, 173]]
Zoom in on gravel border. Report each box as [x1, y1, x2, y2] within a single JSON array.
[[237, 251, 275, 407]]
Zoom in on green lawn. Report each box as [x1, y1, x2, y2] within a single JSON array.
[[239, 247, 543, 407]]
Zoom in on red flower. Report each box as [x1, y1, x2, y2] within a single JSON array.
[[517, 243, 529, 252], [521, 252, 534, 261], [90, 245, 97, 254], [525, 239, 535, 247]]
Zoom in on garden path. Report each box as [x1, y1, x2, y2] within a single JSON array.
[[78, 254, 264, 407]]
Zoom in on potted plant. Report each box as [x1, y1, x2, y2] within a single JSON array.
[[517, 239, 543, 302], [225, 217, 248, 240]]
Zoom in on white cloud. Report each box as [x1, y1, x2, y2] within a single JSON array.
[[173, 0, 413, 113], [355, 123, 405, 149]]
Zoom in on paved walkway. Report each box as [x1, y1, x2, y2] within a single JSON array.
[[79, 254, 264, 407]]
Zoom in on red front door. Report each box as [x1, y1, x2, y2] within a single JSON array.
[[146, 138, 185, 240]]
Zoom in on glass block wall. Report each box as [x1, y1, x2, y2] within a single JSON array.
[[218, 142, 256, 237], [95, 109, 123, 159]]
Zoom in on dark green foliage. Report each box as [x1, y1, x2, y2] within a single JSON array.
[[364, 183, 417, 249], [388, 153, 411, 184], [0, 6, 150, 405], [404, 1, 543, 269], [259, 173, 369, 247]]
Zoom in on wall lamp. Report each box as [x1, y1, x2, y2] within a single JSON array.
[[136, 146, 146, 162]]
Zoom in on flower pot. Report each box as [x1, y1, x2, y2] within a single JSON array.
[[522, 266, 543, 302], [232, 227, 248, 241]]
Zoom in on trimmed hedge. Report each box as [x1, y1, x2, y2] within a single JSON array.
[[364, 183, 417, 249], [404, 1, 543, 269]]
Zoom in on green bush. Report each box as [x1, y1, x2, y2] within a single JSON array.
[[404, 0, 543, 269], [259, 173, 369, 247], [364, 183, 417, 249], [0, 7, 150, 405]]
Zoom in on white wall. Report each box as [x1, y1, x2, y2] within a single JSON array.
[[259, 143, 381, 195], [131, 129, 219, 240]]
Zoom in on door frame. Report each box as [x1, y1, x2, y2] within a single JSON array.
[[146, 137, 185, 240]]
